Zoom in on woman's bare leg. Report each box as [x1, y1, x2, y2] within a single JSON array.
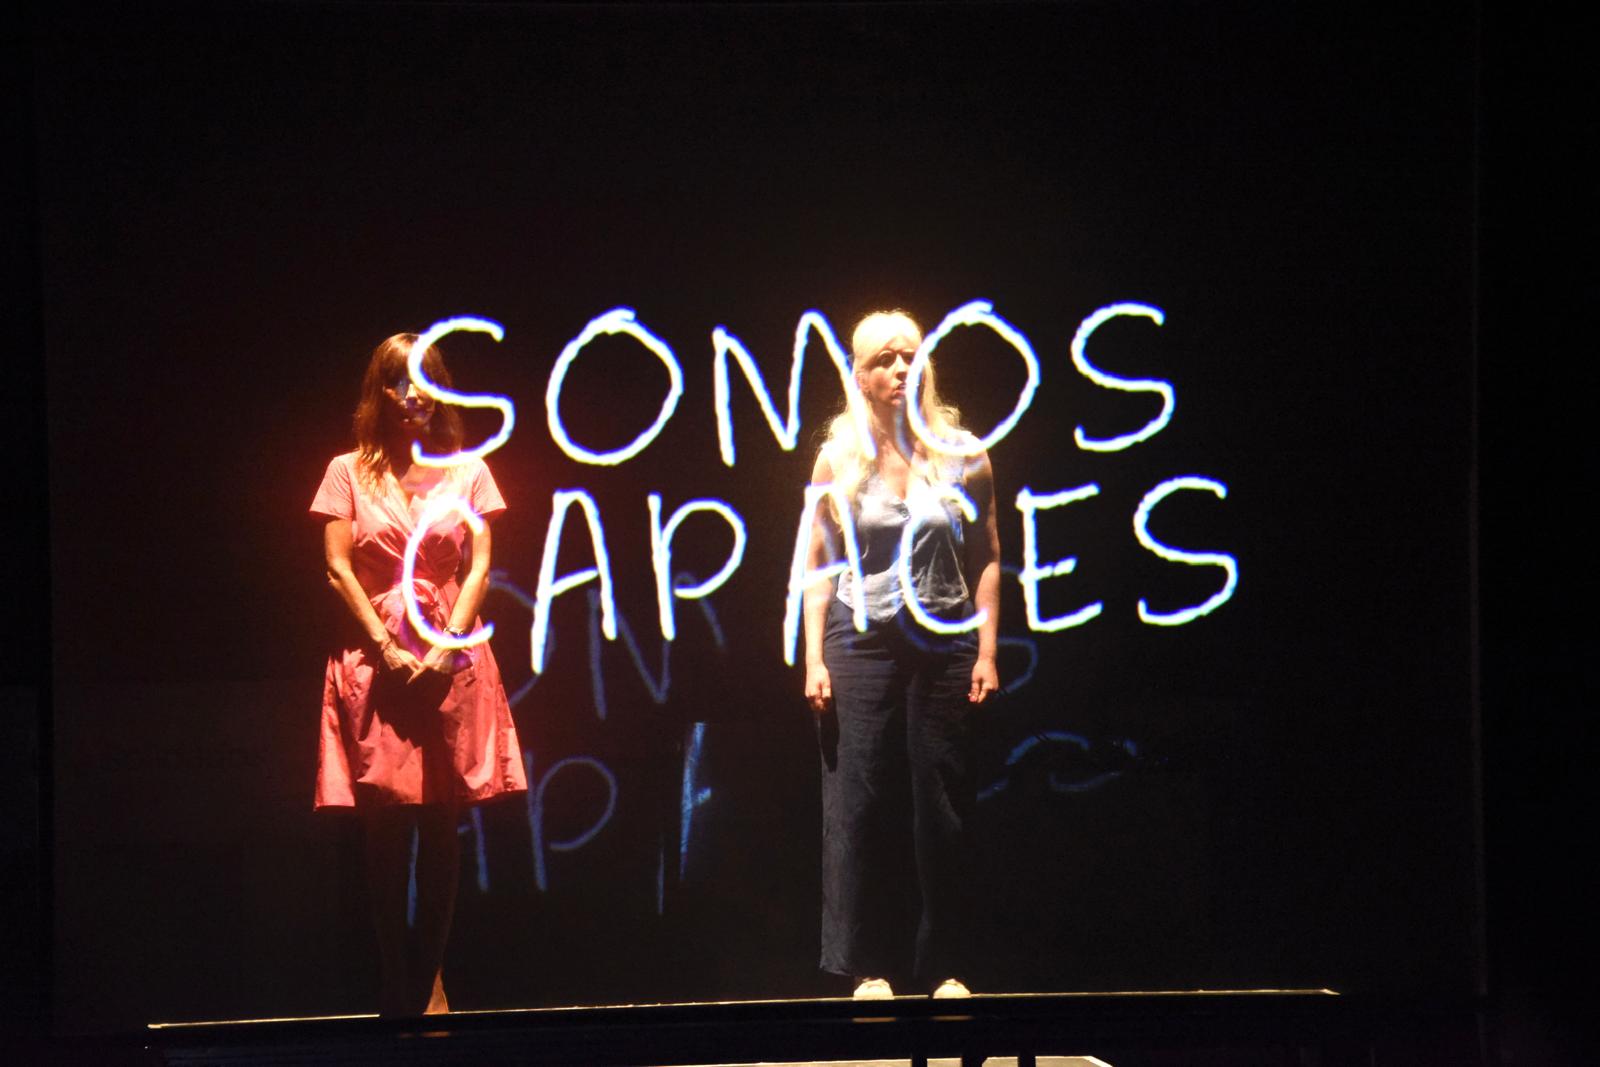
[[361, 807, 416, 1017], [411, 804, 460, 1014]]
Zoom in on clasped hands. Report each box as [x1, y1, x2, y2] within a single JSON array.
[[379, 637, 467, 682]]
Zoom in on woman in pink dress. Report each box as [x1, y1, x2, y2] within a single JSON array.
[[311, 333, 527, 1016]]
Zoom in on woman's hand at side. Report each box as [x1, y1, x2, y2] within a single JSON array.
[[805, 662, 834, 715], [969, 655, 999, 704]]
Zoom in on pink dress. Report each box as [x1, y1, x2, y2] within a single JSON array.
[[310, 451, 528, 808]]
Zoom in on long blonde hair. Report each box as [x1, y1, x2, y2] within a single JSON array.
[[817, 309, 968, 505]]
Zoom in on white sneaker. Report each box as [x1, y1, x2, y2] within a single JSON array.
[[852, 977, 894, 999], [931, 978, 971, 998]]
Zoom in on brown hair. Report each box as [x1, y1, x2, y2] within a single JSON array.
[[351, 333, 465, 490]]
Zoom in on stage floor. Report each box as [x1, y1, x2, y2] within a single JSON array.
[[146, 991, 1362, 1067], [149, 989, 1338, 1030]]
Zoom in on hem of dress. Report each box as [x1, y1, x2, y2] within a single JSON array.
[[313, 785, 528, 811]]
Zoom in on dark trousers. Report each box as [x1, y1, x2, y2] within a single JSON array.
[[818, 596, 976, 982]]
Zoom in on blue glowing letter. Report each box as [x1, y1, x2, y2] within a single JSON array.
[[547, 308, 684, 465], [679, 721, 711, 880], [783, 484, 865, 666], [531, 490, 616, 673], [1015, 484, 1103, 631], [897, 485, 987, 634], [1071, 302, 1172, 452], [527, 752, 617, 892], [712, 310, 872, 466], [586, 589, 667, 721], [408, 316, 516, 467], [648, 494, 748, 641], [1133, 476, 1238, 625], [403, 494, 495, 649], [906, 300, 1039, 457]]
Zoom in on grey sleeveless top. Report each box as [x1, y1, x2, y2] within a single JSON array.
[[837, 466, 971, 624]]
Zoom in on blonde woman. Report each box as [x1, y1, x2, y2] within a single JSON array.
[[803, 310, 1000, 999]]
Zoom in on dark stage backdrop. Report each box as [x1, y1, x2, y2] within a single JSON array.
[[37, 1, 1478, 1032]]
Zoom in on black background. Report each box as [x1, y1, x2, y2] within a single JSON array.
[[8, 1, 1585, 1058]]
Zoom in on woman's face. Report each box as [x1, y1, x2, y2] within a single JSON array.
[[384, 372, 436, 435], [856, 332, 919, 413]]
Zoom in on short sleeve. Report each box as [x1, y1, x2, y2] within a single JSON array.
[[468, 459, 507, 521], [948, 432, 984, 485], [310, 454, 356, 520]]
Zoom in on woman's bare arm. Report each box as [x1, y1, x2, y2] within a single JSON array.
[[963, 451, 1001, 702], [418, 520, 496, 674], [324, 518, 422, 674], [448, 520, 494, 633], [803, 453, 839, 714]]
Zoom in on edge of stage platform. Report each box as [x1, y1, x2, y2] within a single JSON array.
[[143, 989, 1484, 1067]]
